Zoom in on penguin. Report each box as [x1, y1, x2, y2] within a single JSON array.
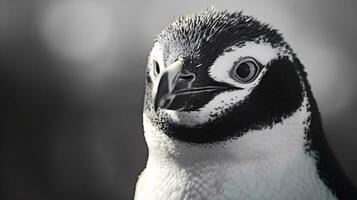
[[135, 9, 357, 200]]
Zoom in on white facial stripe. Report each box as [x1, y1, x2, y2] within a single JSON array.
[[209, 41, 280, 87]]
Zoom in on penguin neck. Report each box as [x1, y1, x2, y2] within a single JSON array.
[[304, 88, 357, 199], [139, 96, 337, 200]]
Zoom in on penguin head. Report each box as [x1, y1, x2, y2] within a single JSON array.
[[144, 9, 308, 144]]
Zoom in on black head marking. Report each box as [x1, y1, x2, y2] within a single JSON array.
[[157, 9, 292, 69]]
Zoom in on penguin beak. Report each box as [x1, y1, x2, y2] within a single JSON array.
[[152, 60, 185, 111], [152, 60, 240, 111]]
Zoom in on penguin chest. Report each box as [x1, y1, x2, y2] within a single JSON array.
[[135, 154, 338, 200], [134, 161, 235, 200]]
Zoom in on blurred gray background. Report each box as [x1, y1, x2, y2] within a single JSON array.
[[1, 0, 356, 199]]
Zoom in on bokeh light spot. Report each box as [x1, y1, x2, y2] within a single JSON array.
[[40, 0, 116, 62]]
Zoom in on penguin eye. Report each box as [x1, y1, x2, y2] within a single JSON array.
[[232, 57, 260, 83], [153, 60, 160, 76]]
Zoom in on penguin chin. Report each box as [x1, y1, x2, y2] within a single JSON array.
[[158, 107, 224, 128], [153, 100, 224, 127], [159, 109, 205, 127]]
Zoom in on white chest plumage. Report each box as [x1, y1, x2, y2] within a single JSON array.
[[134, 97, 337, 200]]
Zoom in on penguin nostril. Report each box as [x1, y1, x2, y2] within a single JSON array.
[[154, 60, 160, 75], [179, 72, 195, 81], [174, 72, 196, 91]]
